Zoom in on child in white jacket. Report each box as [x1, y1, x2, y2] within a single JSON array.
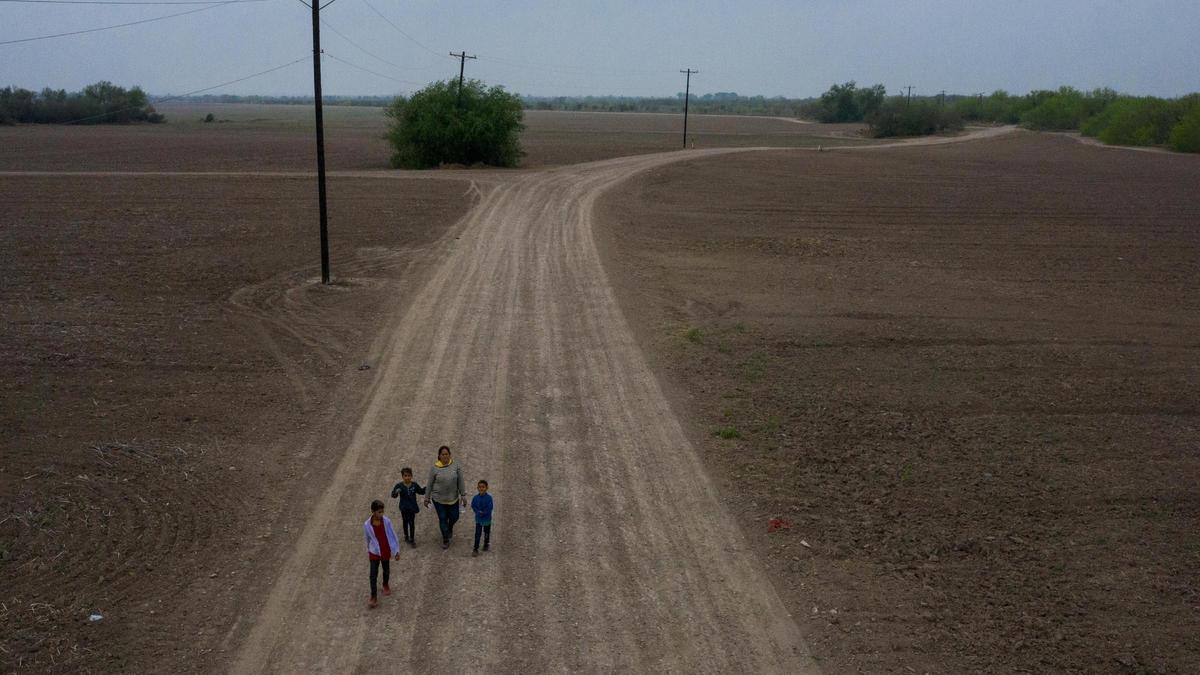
[[364, 499, 401, 608]]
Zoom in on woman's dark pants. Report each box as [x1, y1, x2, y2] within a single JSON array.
[[369, 559, 390, 598], [433, 501, 460, 543]]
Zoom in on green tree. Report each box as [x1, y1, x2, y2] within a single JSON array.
[[854, 84, 887, 119], [817, 81, 861, 122], [385, 79, 524, 169], [1168, 100, 1200, 152]]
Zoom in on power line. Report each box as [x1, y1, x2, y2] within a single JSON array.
[[323, 51, 422, 85], [0, 0, 247, 46], [476, 52, 663, 79], [65, 54, 311, 124], [359, 0, 445, 59], [318, 19, 439, 73], [0, 0, 264, 4]]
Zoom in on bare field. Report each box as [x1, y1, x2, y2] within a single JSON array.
[[4, 113, 1196, 673], [0, 103, 870, 172], [0, 174, 472, 670], [596, 131, 1200, 673]]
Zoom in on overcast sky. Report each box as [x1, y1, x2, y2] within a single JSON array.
[[3, 0, 1198, 99]]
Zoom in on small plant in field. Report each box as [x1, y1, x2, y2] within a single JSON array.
[[716, 340, 732, 354], [27, 505, 60, 530], [742, 351, 769, 381], [684, 327, 703, 343], [761, 417, 781, 433], [898, 462, 914, 483], [203, 113, 215, 123], [713, 426, 741, 439], [733, 322, 747, 333]]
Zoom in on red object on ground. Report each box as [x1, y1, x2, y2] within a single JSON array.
[[767, 517, 793, 533]]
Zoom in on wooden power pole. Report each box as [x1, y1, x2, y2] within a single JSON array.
[[310, 0, 330, 283], [450, 51, 477, 105], [680, 68, 698, 149]]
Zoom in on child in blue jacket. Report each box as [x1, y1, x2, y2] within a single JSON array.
[[471, 479, 494, 557]]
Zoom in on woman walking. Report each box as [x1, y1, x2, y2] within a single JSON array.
[[424, 445, 466, 549]]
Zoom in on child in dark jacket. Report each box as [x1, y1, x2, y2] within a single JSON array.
[[471, 479, 494, 557], [390, 467, 426, 547]]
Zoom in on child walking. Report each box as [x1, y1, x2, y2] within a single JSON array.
[[363, 499, 401, 609], [471, 479, 494, 557], [390, 467, 426, 547]]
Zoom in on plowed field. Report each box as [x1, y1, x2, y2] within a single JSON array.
[[4, 109, 1196, 673], [597, 130, 1200, 673]]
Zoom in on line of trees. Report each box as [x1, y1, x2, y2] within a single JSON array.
[[0, 82, 164, 124], [176, 94, 395, 107], [955, 87, 1200, 152], [806, 81, 962, 137], [521, 93, 817, 117]]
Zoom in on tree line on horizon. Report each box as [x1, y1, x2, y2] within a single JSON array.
[[4, 79, 1197, 153], [0, 82, 163, 125]]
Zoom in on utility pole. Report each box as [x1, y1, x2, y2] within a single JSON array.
[[904, 85, 914, 108], [939, 89, 946, 106], [450, 51, 476, 105], [680, 68, 697, 149], [310, 0, 330, 283]]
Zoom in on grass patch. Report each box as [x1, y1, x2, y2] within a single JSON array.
[[742, 350, 769, 381], [684, 326, 704, 343], [713, 426, 741, 439]]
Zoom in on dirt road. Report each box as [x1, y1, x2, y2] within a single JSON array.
[[227, 148, 818, 673], [218, 126, 1015, 673]]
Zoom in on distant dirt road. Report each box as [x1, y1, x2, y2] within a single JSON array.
[[221, 125, 1016, 673]]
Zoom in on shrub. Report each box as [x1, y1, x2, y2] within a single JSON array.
[[867, 98, 964, 137], [1094, 97, 1180, 146], [1019, 86, 1117, 131], [385, 79, 524, 169], [1168, 103, 1200, 152]]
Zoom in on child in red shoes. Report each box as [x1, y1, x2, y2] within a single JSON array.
[[364, 499, 401, 608]]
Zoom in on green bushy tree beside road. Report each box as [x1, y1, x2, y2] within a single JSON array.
[[385, 79, 524, 169]]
